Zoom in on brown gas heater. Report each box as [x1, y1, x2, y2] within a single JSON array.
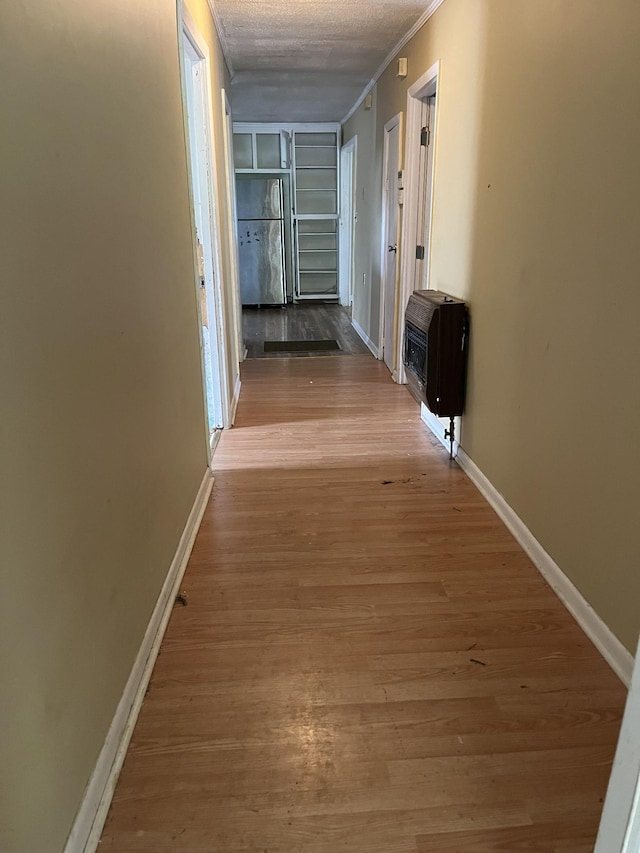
[[403, 290, 469, 458]]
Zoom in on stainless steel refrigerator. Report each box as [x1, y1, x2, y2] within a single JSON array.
[[236, 178, 286, 306]]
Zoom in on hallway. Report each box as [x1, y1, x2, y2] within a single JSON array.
[[100, 356, 625, 852]]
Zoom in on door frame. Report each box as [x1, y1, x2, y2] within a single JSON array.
[[596, 637, 640, 852], [339, 136, 357, 307], [179, 5, 233, 436], [397, 60, 439, 383], [221, 88, 245, 379], [379, 112, 404, 378]]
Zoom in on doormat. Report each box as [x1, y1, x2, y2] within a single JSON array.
[[264, 339, 341, 353]]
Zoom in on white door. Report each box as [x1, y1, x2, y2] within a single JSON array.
[[339, 138, 356, 307], [183, 46, 222, 436], [396, 63, 438, 384], [596, 639, 640, 852], [382, 119, 401, 373], [414, 94, 436, 292], [181, 23, 231, 438]]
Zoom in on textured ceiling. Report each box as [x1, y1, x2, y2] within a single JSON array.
[[213, 0, 434, 122]]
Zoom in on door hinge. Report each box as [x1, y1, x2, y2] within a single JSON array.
[[420, 126, 430, 146], [416, 245, 425, 260]]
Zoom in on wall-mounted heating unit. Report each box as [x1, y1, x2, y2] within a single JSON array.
[[403, 290, 469, 457]]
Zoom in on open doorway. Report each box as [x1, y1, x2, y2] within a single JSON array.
[[413, 95, 437, 294], [180, 13, 231, 447], [230, 125, 366, 359], [397, 62, 439, 383]]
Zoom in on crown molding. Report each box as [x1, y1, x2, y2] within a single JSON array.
[[206, 0, 235, 76], [342, 0, 446, 125]]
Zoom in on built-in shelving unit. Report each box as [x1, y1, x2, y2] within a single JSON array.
[[292, 131, 339, 299]]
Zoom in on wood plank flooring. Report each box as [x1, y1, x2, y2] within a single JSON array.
[[242, 303, 369, 358], [100, 356, 626, 852]]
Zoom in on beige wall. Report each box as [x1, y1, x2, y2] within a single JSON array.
[[0, 1, 230, 850], [345, 0, 640, 652]]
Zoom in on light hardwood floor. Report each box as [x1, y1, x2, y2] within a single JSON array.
[[100, 356, 626, 852]]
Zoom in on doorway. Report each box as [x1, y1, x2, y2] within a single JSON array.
[[180, 15, 231, 444], [397, 62, 439, 383], [380, 114, 403, 376], [339, 137, 357, 307], [413, 95, 437, 296]]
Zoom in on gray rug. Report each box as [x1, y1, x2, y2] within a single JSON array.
[[264, 340, 340, 353]]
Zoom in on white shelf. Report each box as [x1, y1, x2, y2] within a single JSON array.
[[292, 134, 339, 301], [294, 214, 338, 220]]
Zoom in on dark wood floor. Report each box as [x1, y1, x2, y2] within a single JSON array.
[[243, 303, 370, 358], [100, 356, 626, 852]]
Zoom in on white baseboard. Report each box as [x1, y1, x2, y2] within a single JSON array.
[[230, 373, 241, 426], [64, 469, 214, 853], [420, 406, 634, 686], [352, 317, 380, 359]]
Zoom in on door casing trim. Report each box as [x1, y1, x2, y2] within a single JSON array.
[[379, 111, 404, 371]]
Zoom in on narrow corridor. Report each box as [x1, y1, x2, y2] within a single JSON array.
[[100, 356, 625, 852]]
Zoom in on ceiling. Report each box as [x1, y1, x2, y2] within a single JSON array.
[[211, 0, 439, 123]]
